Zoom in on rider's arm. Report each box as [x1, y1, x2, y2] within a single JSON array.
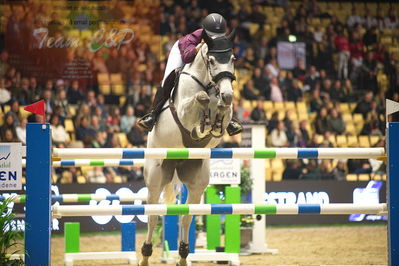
[[178, 29, 204, 64]]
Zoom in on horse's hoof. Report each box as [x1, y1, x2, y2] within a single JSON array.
[[195, 91, 210, 106], [177, 259, 188, 266], [138, 259, 149, 266]]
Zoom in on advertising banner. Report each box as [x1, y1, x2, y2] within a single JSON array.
[[277, 41, 306, 69], [0, 143, 22, 191]]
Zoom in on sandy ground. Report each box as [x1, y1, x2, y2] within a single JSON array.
[[43, 225, 388, 266]]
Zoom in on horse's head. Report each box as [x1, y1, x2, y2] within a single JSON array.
[[202, 29, 236, 109]]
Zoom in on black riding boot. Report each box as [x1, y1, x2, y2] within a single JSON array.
[[137, 71, 177, 131], [226, 117, 243, 136]]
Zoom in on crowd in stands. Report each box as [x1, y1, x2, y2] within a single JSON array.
[[0, 0, 397, 183]]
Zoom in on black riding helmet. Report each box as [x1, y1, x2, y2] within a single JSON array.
[[202, 13, 227, 37]]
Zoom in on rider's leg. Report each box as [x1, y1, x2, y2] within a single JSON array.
[[138, 41, 183, 131], [137, 71, 177, 131]]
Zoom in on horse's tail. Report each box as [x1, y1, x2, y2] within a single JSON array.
[[164, 172, 178, 204]]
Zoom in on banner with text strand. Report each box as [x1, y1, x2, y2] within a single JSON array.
[[209, 159, 241, 185], [0, 143, 22, 190]]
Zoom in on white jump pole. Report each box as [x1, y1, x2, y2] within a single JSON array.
[[249, 125, 277, 254]]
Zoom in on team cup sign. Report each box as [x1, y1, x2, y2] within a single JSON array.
[[0, 143, 22, 191]]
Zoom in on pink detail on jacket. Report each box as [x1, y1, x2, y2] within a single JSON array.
[[178, 29, 203, 64]]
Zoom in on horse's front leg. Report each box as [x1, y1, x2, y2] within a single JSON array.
[[180, 91, 212, 139]]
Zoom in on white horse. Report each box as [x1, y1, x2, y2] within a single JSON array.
[[139, 30, 236, 266]]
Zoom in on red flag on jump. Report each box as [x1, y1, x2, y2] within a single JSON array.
[[24, 100, 45, 122]]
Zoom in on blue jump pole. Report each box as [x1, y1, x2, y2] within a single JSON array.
[[25, 123, 52, 266], [388, 122, 399, 266]]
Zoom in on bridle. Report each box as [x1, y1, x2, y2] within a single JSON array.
[[180, 46, 236, 96]]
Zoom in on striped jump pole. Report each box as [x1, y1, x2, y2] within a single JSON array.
[[52, 203, 387, 217], [21, 159, 145, 167], [0, 193, 147, 203], [53, 147, 385, 160]]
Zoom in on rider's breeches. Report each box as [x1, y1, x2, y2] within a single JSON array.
[[162, 41, 183, 86]]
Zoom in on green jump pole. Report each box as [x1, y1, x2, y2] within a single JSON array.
[[65, 222, 80, 253], [206, 186, 221, 250], [224, 186, 241, 253]]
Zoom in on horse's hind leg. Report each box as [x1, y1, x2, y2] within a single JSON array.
[[177, 160, 209, 266], [178, 187, 203, 266], [139, 159, 175, 266], [139, 187, 162, 266]]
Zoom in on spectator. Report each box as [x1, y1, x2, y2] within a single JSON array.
[[329, 80, 343, 102], [349, 31, 365, 80], [282, 160, 301, 180], [1, 113, 17, 140], [67, 80, 84, 105], [51, 115, 70, 146], [242, 79, 259, 100], [16, 118, 27, 145], [286, 79, 303, 102], [286, 123, 301, 147], [353, 91, 373, 119], [120, 105, 137, 134], [292, 59, 306, 81], [54, 89, 69, 119], [270, 77, 283, 102], [334, 26, 350, 79], [298, 120, 310, 147], [270, 121, 288, 147], [359, 52, 378, 93], [333, 161, 347, 181], [87, 166, 107, 183], [265, 58, 279, 79], [106, 49, 122, 73], [303, 65, 319, 91], [252, 67, 270, 98], [0, 78, 11, 108], [250, 99, 267, 122], [107, 106, 121, 133], [363, 26, 378, 48], [327, 108, 346, 135], [267, 111, 279, 133], [76, 116, 96, 146], [361, 113, 383, 136], [309, 87, 323, 113], [314, 107, 329, 135], [319, 160, 334, 180], [3, 128, 18, 142], [6, 100, 21, 127]]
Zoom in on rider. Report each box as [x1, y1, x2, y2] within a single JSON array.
[[138, 13, 243, 136]]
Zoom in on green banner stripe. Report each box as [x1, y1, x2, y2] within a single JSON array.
[[255, 204, 276, 214], [166, 149, 189, 159], [90, 160, 105, 166], [77, 194, 92, 202], [254, 149, 276, 158], [167, 204, 189, 215]]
